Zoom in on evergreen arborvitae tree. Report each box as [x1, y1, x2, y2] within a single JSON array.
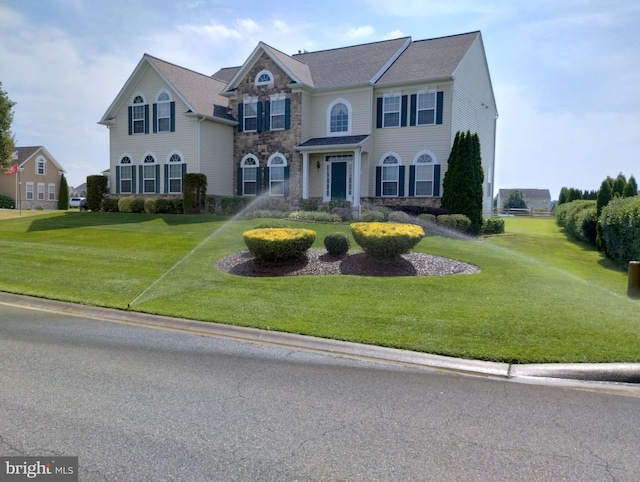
[[596, 177, 613, 217], [558, 187, 569, 205], [58, 174, 69, 210], [504, 189, 527, 209], [623, 175, 638, 197], [612, 173, 626, 197], [568, 188, 583, 202], [441, 131, 484, 235]]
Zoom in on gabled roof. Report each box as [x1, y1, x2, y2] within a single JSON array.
[[376, 32, 480, 85], [13, 146, 66, 173], [99, 54, 232, 125]]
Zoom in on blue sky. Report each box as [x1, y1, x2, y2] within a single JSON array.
[[1, 0, 638, 198]]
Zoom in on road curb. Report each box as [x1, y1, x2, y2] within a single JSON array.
[[2, 291, 639, 385]]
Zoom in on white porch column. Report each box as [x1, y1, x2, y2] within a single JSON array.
[[302, 152, 309, 199], [352, 148, 361, 208]]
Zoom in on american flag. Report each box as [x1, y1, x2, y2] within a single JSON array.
[[11, 150, 18, 161]]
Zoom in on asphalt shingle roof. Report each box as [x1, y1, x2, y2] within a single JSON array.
[[298, 135, 369, 147]]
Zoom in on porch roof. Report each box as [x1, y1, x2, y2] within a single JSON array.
[[297, 134, 369, 151]]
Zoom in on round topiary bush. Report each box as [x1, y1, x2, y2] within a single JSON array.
[[324, 232, 351, 256], [243, 228, 316, 264], [350, 222, 425, 259], [451, 214, 472, 233], [361, 210, 385, 222], [436, 214, 457, 228]]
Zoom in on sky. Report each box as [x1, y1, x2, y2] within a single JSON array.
[[1, 0, 638, 199]]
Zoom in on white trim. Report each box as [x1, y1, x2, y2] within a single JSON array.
[[255, 69, 274, 86], [327, 98, 352, 136]]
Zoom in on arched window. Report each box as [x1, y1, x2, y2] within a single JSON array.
[[119, 156, 133, 194], [267, 154, 287, 196], [381, 154, 401, 196], [142, 154, 157, 194], [413, 152, 437, 196], [168, 153, 184, 193], [156, 91, 171, 132], [132, 95, 146, 134], [255, 69, 273, 86], [328, 99, 351, 135], [241, 155, 259, 195]]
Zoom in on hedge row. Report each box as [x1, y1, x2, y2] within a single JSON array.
[[598, 196, 640, 267], [555, 200, 597, 245]]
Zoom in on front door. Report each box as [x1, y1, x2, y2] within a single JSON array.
[[330, 162, 347, 200]]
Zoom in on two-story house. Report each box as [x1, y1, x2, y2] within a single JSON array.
[[99, 31, 497, 217]]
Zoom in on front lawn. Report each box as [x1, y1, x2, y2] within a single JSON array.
[[0, 211, 638, 363]]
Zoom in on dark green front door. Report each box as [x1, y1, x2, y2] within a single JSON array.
[[330, 162, 347, 200]]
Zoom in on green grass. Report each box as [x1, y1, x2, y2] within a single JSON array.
[[1, 211, 638, 364]]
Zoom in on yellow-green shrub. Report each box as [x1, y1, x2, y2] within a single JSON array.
[[350, 222, 425, 259], [243, 228, 316, 263]]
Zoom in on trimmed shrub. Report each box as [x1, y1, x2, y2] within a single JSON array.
[[324, 232, 351, 256], [482, 217, 505, 235], [183, 173, 207, 213], [330, 207, 353, 221], [387, 210, 413, 224], [131, 198, 145, 213], [598, 196, 640, 267], [243, 228, 316, 263], [253, 220, 290, 229], [87, 175, 108, 211], [0, 194, 14, 209], [298, 198, 318, 212], [144, 198, 158, 214], [58, 174, 69, 210], [245, 209, 290, 219], [361, 210, 385, 222], [102, 197, 119, 212], [221, 196, 252, 215], [436, 214, 457, 228], [418, 213, 436, 224], [154, 198, 175, 214], [289, 211, 341, 222], [328, 199, 351, 210], [556, 200, 597, 245], [117, 197, 135, 213], [451, 214, 472, 233], [350, 222, 425, 259]]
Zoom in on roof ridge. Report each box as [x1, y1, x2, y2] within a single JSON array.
[[292, 36, 411, 57], [144, 53, 217, 81], [411, 30, 480, 44]]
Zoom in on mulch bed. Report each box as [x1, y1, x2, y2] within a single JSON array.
[[216, 249, 480, 277]]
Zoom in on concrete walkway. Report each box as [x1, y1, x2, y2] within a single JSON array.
[[1, 291, 639, 389]]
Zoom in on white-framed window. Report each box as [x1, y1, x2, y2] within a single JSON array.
[[381, 154, 400, 196], [417, 91, 436, 125], [26, 182, 33, 200], [37, 183, 45, 200], [132, 95, 145, 134], [142, 154, 157, 194], [328, 99, 351, 135], [255, 69, 273, 86], [383, 95, 401, 127], [267, 154, 286, 196], [414, 151, 437, 196], [36, 157, 46, 175], [241, 155, 259, 195], [156, 91, 171, 132], [270, 96, 285, 130], [48, 183, 55, 201], [168, 153, 183, 194], [119, 156, 133, 194], [243, 99, 258, 132]]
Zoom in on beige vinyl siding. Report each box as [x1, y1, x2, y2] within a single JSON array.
[[307, 87, 372, 139], [199, 120, 234, 195], [369, 84, 452, 197], [450, 36, 497, 216]]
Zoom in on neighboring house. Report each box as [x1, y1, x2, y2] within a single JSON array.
[[0, 146, 66, 210], [496, 189, 552, 212], [99, 31, 497, 217]]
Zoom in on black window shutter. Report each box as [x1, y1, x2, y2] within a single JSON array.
[[376, 98, 383, 128], [436, 92, 444, 124], [144, 105, 149, 134], [263, 167, 270, 189], [409, 94, 417, 126], [264, 101, 270, 131], [401, 95, 408, 127], [237, 103, 244, 132], [433, 164, 441, 196], [131, 166, 137, 194], [257, 102, 263, 132], [139, 166, 144, 193], [256, 167, 262, 194], [155, 165, 160, 193], [128, 107, 133, 135], [153, 104, 158, 133], [375, 167, 381, 196], [285, 98, 291, 130], [408, 165, 416, 196], [116, 166, 121, 194], [237, 168, 243, 195], [164, 164, 169, 193], [170, 102, 175, 132], [399, 165, 406, 196], [284, 166, 290, 197]]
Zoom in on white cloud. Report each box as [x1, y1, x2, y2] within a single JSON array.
[[345, 25, 375, 39]]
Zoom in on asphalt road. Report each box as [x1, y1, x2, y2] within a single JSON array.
[[1, 303, 639, 481]]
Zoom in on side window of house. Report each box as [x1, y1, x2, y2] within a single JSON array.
[[238, 155, 260, 196], [376, 95, 408, 128], [142, 155, 158, 194], [409, 91, 444, 126], [26, 182, 33, 200], [410, 152, 440, 197], [375, 154, 405, 197], [329, 100, 350, 134], [154, 92, 175, 133], [48, 183, 55, 201], [36, 157, 46, 175], [167, 153, 185, 194], [267, 154, 287, 196], [118, 156, 134, 194], [129, 95, 149, 135], [37, 183, 45, 200], [269, 98, 286, 130], [243, 100, 259, 132]]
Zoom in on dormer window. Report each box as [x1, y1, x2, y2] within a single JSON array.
[[255, 70, 273, 86], [36, 157, 47, 175]]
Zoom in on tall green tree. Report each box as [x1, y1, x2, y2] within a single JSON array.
[[503, 189, 527, 209], [558, 187, 569, 205], [0, 82, 16, 168], [612, 173, 627, 197], [441, 131, 484, 234], [58, 174, 70, 210], [623, 175, 638, 197], [596, 177, 613, 217]]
